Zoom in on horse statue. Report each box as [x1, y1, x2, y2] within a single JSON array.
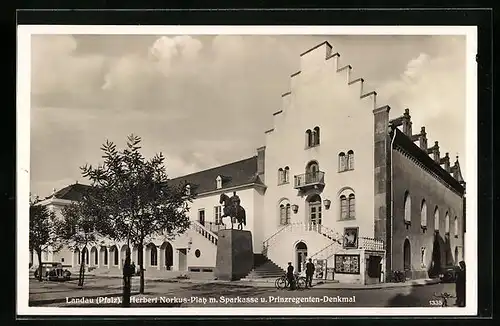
[[219, 192, 246, 230]]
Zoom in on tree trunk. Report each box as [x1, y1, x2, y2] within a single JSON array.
[[78, 247, 86, 287], [36, 248, 43, 282], [138, 242, 145, 294]]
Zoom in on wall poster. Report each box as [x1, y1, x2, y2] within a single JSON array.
[[334, 254, 360, 274]]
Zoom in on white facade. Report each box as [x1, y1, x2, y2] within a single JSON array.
[[260, 42, 380, 277]]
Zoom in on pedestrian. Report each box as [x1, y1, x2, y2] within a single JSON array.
[[131, 261, 136, 275], [286, 262, 295, 290], [455, 260, 466, 307], [305, 258, 315, 288]]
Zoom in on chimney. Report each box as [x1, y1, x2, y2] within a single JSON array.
[[419, 127, 428, 150], [402, 108, 412, 136], [440, 152, 451, 172], [432, 141, 440, 163], [257, 146, 266, 178]]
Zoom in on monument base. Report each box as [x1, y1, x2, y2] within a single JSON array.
[[215, 229, 253, 281]]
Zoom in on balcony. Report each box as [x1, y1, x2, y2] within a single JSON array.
[[294, 171, 325, 190]]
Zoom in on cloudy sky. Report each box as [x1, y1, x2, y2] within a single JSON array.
[[29, 33, 467, 197]]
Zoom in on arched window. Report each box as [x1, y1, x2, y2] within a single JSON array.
[[305, 129, 313, 147], [421, 200, 427, 229], [338, 152, 346, 172], [454, 216, 458, 237], [216, 175, 222, 189], [339, 188, 355, 220], [306, 161, 319, 184], [434, 207, 440, 232], [103, 248, 108, 265], [278, 168, 284, 184], [445, 212, 450, 234], [313, 126, 320, 146], [347, 150, 355, 170], [150, 245, 158, 266], [404, 191, 411, 225], [113, 247, 118, 266], [340, 195, 348, 219], [284, 166, 290, 183], [403, 239, 411, 271], [279, 199, 291, 225], [83, 248, 89, 265]]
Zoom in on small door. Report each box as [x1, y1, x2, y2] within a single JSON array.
[[178, 249, 187, 272]]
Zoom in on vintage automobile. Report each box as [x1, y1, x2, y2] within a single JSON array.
[[33, 262, 72, 281], [439, 265, 459, 283]]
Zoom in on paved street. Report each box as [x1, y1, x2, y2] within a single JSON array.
[[29, 276, 460, 308]]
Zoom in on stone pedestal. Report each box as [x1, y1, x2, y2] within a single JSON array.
[[215, 229, 253, 281]]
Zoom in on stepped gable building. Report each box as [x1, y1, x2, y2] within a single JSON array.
[[32, 40, 466, 284]]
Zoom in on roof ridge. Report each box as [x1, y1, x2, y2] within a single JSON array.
[[169, 156, 257, 181]]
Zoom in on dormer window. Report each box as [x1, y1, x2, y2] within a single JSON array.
[[185, 184, 191, 196], [216, 176, 222, 189]]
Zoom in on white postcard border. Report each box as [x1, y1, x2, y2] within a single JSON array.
[[17, 25, 478, 317]]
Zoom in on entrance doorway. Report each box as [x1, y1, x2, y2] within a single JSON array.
[[295, 242, 308, 273], [178, 249, 187, 272], [161, 241, 174, 270], [403, 239, 411, 271], [430, 235, 442, 277], [307, 194, 322, 228]]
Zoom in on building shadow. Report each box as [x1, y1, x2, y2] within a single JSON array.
[[428, 232, 453, 278], [387, 285, 421, 307]]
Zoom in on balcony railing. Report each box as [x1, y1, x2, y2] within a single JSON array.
[[294, 171, 325, 189]]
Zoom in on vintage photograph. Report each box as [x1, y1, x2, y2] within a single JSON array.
[[17, 26, 477, 316]]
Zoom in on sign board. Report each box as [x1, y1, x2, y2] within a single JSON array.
[[334, 254, 360, 274], [313, 259, 327, 279]]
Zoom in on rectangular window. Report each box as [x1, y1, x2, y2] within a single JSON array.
[[339, 157, 346, 172], [341, 198, 348, 220], [198, 209, 205, 226], [214, 206, 222, 225], [348, 197, 355, 219], [280, 205, 290, 225]]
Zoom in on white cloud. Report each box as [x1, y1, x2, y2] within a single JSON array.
[[149, 35, 203, 76], [31, 35, 104, 96], [377, 37, 466, 173]]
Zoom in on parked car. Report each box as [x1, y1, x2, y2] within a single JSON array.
[[439, 265, 459, 283], [33, 262, 72, 281]]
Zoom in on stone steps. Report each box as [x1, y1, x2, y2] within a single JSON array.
[[243, 254, 285, 280]]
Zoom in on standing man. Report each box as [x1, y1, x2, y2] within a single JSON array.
[[305, 258, 315, 288], [286, 262, 295, 290], [455, 261, 466, 307]]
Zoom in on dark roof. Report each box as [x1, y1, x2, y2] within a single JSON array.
[[48, 183, 90, 201], [168, 156, 263, 194], [45, 157, 263, 200], [392, 128, 465, 195]]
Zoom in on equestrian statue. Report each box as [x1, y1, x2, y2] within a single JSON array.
[[219, 191, 246, 230]]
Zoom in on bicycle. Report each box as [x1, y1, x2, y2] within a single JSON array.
[[275, 273, 307, 290], [432, 292, 456, 307]]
